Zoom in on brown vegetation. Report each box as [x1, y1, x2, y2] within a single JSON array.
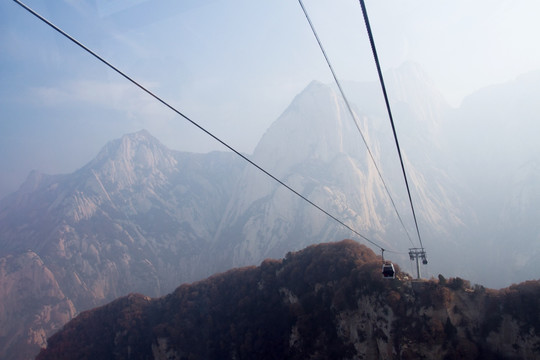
[[37, 240, 540, 360]]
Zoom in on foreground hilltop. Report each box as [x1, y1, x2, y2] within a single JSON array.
[[38, 240, 540, 360]]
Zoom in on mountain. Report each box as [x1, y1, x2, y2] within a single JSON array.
[[36, 240, 540, 360], [211, 72, 467, 281], [211, 81, 399, 267], [2, 64, 540, 358], [441, 69, 540, 285], [0, 77, 461, 359], [0, 130, 244, 359], [0, 73, 478, 359]]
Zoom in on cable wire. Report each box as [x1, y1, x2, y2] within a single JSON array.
[[298, 0, 415, 248], [12, 0, 399, 254], [358, 0, 425, 250]]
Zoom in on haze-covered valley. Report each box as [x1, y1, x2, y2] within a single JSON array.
[[1, 63, 540, 359]]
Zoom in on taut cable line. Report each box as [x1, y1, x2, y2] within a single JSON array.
[[13, 0, 399, 254], [298, 0, 415, 248], [358, 0, 425, 251]]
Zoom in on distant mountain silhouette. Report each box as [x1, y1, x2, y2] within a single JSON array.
[[37, 240, 540, 360]]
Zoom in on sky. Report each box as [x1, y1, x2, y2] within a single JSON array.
[[2, 0, 540, 200]]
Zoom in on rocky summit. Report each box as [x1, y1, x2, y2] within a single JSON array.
[[38, 240, 540, 360]]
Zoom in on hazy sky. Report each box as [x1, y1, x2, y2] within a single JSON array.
[[2, 0, 540, 199]]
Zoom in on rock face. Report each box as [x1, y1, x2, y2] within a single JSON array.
[[211, 78, 463, 273], [37, 240, 540, 360], [0, 252, 75, 357]]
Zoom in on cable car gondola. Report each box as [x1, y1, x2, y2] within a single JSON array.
[[382, 262, 395, 279]]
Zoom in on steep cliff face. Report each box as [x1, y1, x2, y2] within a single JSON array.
[[38, 241, 540, 360], [212, 79, 464, 274], [0, 251, 75, 357]]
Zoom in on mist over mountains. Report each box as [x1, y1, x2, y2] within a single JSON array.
[[1, 63, 539, 358], [443, 70, 540, 283]]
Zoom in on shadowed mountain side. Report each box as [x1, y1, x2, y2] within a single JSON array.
[[38, 240, 540, 360]]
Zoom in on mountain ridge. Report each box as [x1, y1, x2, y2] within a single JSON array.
[[37, 240, 540, 360]]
